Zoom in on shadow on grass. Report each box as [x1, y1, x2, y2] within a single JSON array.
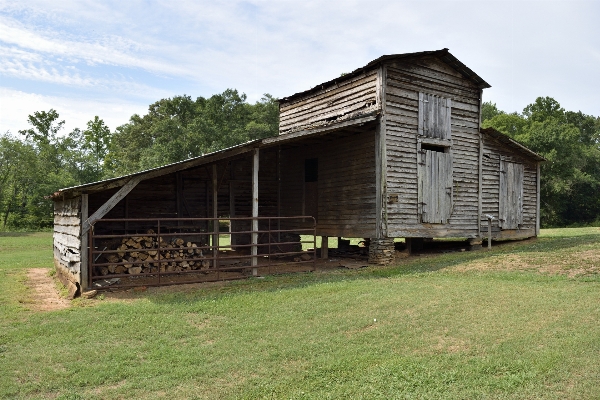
[[122, 233, 599, 306]]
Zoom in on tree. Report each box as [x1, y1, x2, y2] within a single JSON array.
[[105, 90, 280, 177], [83, 116, 111, 165], [481, 101, 504, 123], [483, 97, 600, 226]]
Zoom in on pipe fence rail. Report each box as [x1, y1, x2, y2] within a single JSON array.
[[89, 216, 316, 289]]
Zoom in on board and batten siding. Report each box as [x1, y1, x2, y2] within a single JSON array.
[[53, 197, 82, 286], [481, 135, 538, 239], [279, 70, 379, 135], [279, 130, 377, 237], [383, 57, 481, 238]]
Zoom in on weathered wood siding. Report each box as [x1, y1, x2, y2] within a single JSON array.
[[279, 71, 379, 134], [481, 135, 538, 239], [53, 197, 81, 283], [279, 130, 377, 237], [384, 57, 481, 237]]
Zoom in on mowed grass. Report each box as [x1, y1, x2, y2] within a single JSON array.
[[0, 229, 599, 399]]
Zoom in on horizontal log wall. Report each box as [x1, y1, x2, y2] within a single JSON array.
[[53, 197, 81, 285], [384, 57, 481, 238], [279, 71, 379, 134], [280, 130, 377, 237], [481, 135, 538, 239]]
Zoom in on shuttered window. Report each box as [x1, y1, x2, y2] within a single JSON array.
[[499, 161, 523, 229], [418, 93, 451, 140]]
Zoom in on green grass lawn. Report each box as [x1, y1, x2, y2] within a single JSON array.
[[0, 229, 599, 399]]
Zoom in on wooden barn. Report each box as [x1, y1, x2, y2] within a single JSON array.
[[52, 48, 544, 296]]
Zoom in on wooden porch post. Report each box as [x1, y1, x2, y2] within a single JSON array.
[[80, 194, 89, 290], [212, 164, 218, 269], [536, 163, 541, 236], [252, 148, 259, 276], [321, 236, 328, 259]]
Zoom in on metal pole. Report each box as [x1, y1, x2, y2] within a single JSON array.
[[487, 216, 493, 250]]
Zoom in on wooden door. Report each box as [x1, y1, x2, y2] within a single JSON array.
[[418, 150, 453, 224], [499, 161, 523, 229]]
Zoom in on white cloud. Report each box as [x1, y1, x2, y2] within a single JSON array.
[[0, 0, 598, 124], [0, 87, 148, 135], [0, 15, 190, 78]]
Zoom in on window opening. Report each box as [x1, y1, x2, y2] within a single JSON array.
[[305, 158, 318, 182], [421, 144, 447, 153]]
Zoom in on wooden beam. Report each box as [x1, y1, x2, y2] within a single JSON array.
[[277, 146, 281, 242], [212, 164, 218, 269], [229, 181, 236, 247], [536, 162, 541, 235], [375, 108, 388, 236], [82, 176, 141, 235], [321, 236, 328, 259], [262, 114, 378, 146], [251, 148, 259, 276], [176, 172, 183, 226], [477, 89, 484, 239], [80, 194, 88, 290]]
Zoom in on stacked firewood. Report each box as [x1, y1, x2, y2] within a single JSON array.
[[97, 230, 211, 276]]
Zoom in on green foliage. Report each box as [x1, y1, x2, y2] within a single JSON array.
[[483, 97, 600, 227], [480, 101, 504, 123], [1, 90, 279, 230], [105, 90, 279, 177]]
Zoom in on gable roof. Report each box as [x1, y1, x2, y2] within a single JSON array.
[[279, 48, 491, 104]]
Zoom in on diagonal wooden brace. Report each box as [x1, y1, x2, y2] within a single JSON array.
[[81, 176, 142, 235]]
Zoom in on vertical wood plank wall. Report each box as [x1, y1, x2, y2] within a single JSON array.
[[481, 135, 538, 239], [279, 71, 378, 134], [383, 57, 481, 237], [279, 130, 377, 237]]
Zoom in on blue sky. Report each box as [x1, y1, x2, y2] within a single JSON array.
[[1, 0, 598, 135]]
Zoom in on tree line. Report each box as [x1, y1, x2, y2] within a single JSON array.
[[0, 92, 598, 230], [482, 97, 600, 227], [0, 90, 278, 229]]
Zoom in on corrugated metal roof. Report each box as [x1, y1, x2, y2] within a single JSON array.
[[51, 139, 262, 198], [279, 48, 490, 104]]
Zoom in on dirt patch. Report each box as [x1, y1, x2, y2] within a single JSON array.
[[451, 248, 600, 277], [27, 268, 70, 311]]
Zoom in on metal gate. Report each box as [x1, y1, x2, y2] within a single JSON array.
[[88, 216, 316, 290]]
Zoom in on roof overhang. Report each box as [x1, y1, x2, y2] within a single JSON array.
[[52, 114, 380, 199], [279, 48, 490, 104], [51, 139, 261, 199]]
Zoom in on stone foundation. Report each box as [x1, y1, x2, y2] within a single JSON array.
[[368, 238, 395, 265]]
